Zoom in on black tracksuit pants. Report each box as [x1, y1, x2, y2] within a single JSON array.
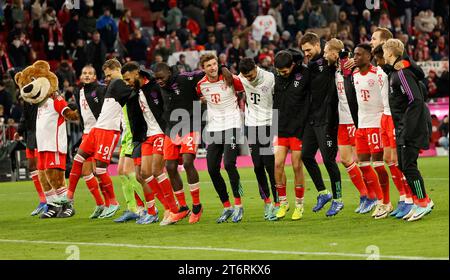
[[397, 144, 427, 199], [245, 125, 278, 203], [301, 122, 342, 199], [206, 128, 243, 203]]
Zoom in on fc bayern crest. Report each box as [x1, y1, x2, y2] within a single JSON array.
[[295, 73, 302, 80], [261, 85, 269, 93], [368, 79, 375, 87]]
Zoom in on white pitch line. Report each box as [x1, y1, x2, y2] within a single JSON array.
[[0, 239, 447, 260]]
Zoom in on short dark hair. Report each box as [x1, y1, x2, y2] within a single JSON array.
[[356, 43, 372, 55], [299, 32, 320, 46], [274, 51, 293, 69], [374, 27, 393, 41], [121, 61, 140, 74], [239, 58, 256, 74], [154, 62, 171, 73], [372, 44, 384, 58]]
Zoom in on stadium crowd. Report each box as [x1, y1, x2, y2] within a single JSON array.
[[0, 0, 449, 143]]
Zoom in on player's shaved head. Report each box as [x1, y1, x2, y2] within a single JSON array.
[[154, 62, 172, 88]]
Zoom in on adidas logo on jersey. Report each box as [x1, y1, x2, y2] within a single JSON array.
[[50, 162, 55, 166], [374, 145, 380, 150]]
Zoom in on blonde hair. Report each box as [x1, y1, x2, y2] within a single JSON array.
[[326, 38, 344, 52], [383, 39, 404, 57]]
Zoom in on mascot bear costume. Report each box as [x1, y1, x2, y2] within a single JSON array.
[[15, 60, 79, 218]]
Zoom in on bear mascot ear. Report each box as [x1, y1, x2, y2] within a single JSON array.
[[33, 60, 51, 71], [14, 71, 23, 87]]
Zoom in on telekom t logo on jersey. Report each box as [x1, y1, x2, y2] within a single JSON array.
[[211, 93, 221, 104], [81, 99, 88, 110], [361, 89, 370, 101], [337, 81, 344, 95]]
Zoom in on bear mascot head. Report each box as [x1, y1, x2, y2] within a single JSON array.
[[14, 60, 59, 105]]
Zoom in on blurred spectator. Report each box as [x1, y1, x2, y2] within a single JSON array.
[[225, 0, 245, 29], [176, 54, 192, 73], [164, 0, 182, 33], [360, 9, 372, 34], [321, 0, 338, 24], [205, 33, 221, 54], [358, 26, 370, 44], [183, 1, 205, 30], [378, 10, 392, 29], [414, 10, 437, 33], [268, 1, 283, 33], [226, 36, 245, 70], [63, 12, 82, 52], [0, 80, 12, 120], [86, 31, 107, 79], [126, 29, 148, 65], [96, 7, 118, 53], [431, 114, 441, 146], [154, 38, 172, 62], [337, 10, 351, 34], [57, 3, 71, 27], [245, 39, 259, 61], [71, 39, 87, 78], [309, 5, 327, 29], [150, 54, 163, 73], [55, 61, 76, 91], [10, 0, 25, 25], [285, 15, 298, 38], [0, 104, 4, 126], [340, 0, 358, 28], [9, 99, 22, 123], [202, 0, 219, 27], [31, 0, 47, 41], [0, 45, 13, 77], [41, 8, 64, 62], [165, 31, 183, 53], [9, 32, 31, 69], [79, 8, 97, 39], [118, 9, 137, 46], [438, 116, 449, 151], [392, 17, 405, 36], [218, 53, 228, 67], [426, 70, 438, 98]]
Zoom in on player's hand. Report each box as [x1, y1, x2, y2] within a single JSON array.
[[394, 60, 406, 71], [344, 58, 356, 70], [200, 96, 206, 104], [13, 132, 22, 141], [221, 66, 233, 87]]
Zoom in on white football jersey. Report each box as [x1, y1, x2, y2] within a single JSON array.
[[238, 67, 274, 127], [79, 88, 97, 134], [36, 96, 68, 153], [95, 97, 123, 131], [138, 89, 163, 137], [353, 65, 384, 128], [335, 71, 354, 125], [377, 66, 391, 115], [196, 75, 243, 132]]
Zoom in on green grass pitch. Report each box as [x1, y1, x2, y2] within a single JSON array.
[[0, 157, 448, 260]]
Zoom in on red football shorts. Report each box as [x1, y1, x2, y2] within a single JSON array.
[[142, 134, 165, 156], [133, 157, 142, 166], [37, 151, 67, 170], [274, 136, 302, 151], [338, 124, 356, 146], [79, 128, 120, 164], [355, 128, 384, 154], [81, 134, 94, 162], [26, 148, 38, 159], [164, 131, 199, 161], [380, 114, 397, 149]]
